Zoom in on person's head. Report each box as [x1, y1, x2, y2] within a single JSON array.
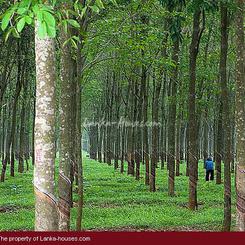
[[207, 157, 212, 161]]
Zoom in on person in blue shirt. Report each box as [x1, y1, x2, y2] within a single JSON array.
[[205, 157, 214, 181]]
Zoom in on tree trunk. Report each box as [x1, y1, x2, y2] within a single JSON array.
[[76, 15, 89, 228], [215, 102, 223, 184], [58, 26, 73, 231], [176, 119, 181, 177], [8, 41, 23, 177], [203, 107, 209, 168], [135, 65, 145, 180], [76, 60, 83, 231], [144, 76, 149, 185], [235, 0, 245, 231], [18, 75, 28, 173], [150, 72, 161, 192], [114, 79, 121, 170], [168, 39, 179, 196], [219, 3, 231, 231], [188, 9, 203, 210], [34, 21, 58, 231]]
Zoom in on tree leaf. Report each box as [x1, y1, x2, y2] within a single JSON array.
[[19, 0, 32, 9], [17, 17, 26, 32], [1, 10, 13, 31], [110, 0, 118, 6], [17, 7, 28, 15], [89, 5, 100, 14], [67, 19, 80, 28], [42, 10, 55, 28], [96, 0, 105, 9], [37, 21, 47, 39], [4, 27, 14, 42], [46, 24, 56, 38], [25, 15, 32, 25], [12, 27, 20, 38]]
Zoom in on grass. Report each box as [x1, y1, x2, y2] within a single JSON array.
[[0, 155, 236, 231]]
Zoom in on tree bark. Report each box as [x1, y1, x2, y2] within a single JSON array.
[[219, 2, 231, 231], [168, 39, 179, 196], [58, 25, 73, 231], [215, 102, 223, 184], [34, 21, 58, 231], [235, 0, 245, 231], [18, 73, 28, 173], [150, 72, 161, 192], [188, 9, 203, 210], [144, 76, 150, 185]]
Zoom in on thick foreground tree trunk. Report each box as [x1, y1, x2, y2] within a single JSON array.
[[58, 26, 73, 231], [34, 22, 58, 231], [235, 0, 245, 231]]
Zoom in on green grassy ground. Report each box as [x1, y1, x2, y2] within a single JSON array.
[[0, 155, 236, 231]]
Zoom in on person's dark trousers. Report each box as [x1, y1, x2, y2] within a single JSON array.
[[206, 170, 214, 181]]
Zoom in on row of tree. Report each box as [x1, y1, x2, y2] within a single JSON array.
[[83, 0, 245, 231]]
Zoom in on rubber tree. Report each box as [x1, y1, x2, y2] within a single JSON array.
[[34, 20, 58, 231], [58, 16, 73, 230], [188, 6, 205, 210], [219, 1, 232, 231], [163, 0, 183, 197], [235, 0, 245, 231]]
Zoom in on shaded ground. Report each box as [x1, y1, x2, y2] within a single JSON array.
[[0, 155, 236, 231]]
